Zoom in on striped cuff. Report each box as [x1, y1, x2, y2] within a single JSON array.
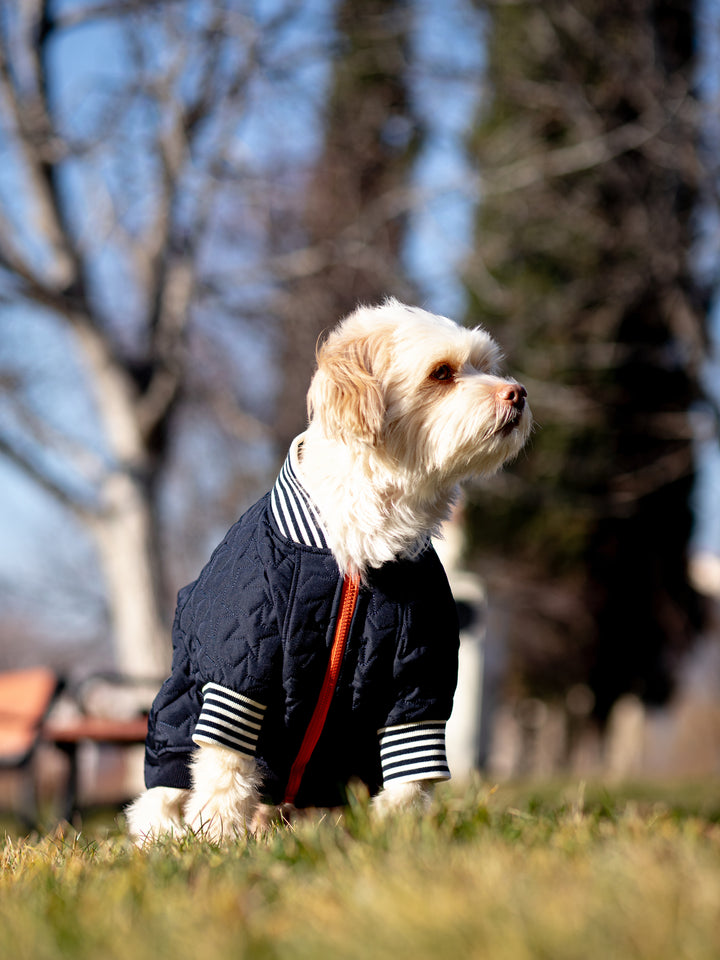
[[192, 682, 266, 757], [378, 721, 451, 786]]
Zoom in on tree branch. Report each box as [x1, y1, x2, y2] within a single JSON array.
[[481, 119, 670, 195], [0, 3, 77, 290], [50, 0, 184, 33], [132, 4, 264, 441], [0, 433, 96, 520]]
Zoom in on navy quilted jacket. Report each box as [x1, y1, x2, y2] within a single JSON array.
[[144, 437, 459, 808]]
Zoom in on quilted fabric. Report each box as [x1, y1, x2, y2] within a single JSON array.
[[143, 445, 460, 808]]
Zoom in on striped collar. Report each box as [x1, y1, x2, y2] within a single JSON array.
[[270, 435, 329, 550]]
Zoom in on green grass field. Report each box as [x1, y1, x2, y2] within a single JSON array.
[[1, 780, 719, 960]]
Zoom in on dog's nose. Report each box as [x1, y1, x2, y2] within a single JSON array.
[[497, 382, 527, 411]]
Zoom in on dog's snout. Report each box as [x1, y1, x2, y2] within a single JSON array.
[[497, 382, 527, 410]]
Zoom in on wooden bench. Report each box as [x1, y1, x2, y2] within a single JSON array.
[[42, 713, 149, 825], [0, 668, 153, 828], [0, 667, 63, 827]]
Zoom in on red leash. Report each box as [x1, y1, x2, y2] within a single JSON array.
[[284, 573, 360, 804]]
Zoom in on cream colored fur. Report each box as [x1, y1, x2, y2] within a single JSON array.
[[125, 785, 187, 843], [371, 779, 434, 815], [127, 299, 531, 845]]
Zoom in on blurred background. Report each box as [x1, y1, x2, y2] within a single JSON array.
[[1, 0, 720, 819]]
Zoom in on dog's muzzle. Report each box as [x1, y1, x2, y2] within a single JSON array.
[[496, 382, 527, 435]]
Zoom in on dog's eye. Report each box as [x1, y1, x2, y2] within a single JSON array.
[[430, 363, 454, 383]]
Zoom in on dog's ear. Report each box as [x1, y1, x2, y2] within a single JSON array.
[[307, 333, 385, 444]]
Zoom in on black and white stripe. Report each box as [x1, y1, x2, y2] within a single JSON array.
[[270, 438, 329, 549], [192, 683, 266, 757], [378, 721, 451, 785]]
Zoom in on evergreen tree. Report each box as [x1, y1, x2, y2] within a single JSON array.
[[466, 0, 708, 719], [272, 0, 420, 450]]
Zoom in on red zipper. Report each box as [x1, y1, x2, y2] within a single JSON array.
[[283, 573, 360, 804]]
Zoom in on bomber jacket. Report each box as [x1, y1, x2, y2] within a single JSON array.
[[144, 436, 460, 808]]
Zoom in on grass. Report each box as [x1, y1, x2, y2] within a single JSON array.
[[1, 780, 720, 960]]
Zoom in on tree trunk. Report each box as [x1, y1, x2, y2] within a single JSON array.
[[272, 0, 419, 451], [73, 322, 169, 677], [89, 472, 168, 677]]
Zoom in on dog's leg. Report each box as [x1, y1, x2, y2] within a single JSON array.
[[250, 802, 295, 837], [372, 780, 434, 817], [125, 786, 190, 846], [184, 743, 261, 843]]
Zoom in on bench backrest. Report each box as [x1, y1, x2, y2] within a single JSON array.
[[0, 667, 60, 766]]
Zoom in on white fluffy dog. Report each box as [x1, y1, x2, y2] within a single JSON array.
[[126, 299, 531, 844]]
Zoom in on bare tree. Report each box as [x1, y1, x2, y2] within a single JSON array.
[[0, 0, 332, 675]]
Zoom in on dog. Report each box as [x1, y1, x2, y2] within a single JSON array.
[[126, 298, 531, 844]]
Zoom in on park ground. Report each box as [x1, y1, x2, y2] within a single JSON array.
[[1, 779, 719, 960]]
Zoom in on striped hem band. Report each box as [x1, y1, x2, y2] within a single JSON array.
[[378, 721, 451, 785], [270, 435, 329, 549], [192, 682, 266, 757]]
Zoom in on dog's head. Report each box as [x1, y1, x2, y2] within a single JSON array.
[[307, 298, 532, 482]]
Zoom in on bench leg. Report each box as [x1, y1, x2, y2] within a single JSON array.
[[17, 759, 39, 831], [55, 742, 80, 824]]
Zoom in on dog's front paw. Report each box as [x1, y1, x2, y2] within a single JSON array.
[[185, 744, 262, 843], [250, 802, 294, 837], [125, 786, 190, 846], [186, 795, 250, 844], [372, 780, 434, 817]]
